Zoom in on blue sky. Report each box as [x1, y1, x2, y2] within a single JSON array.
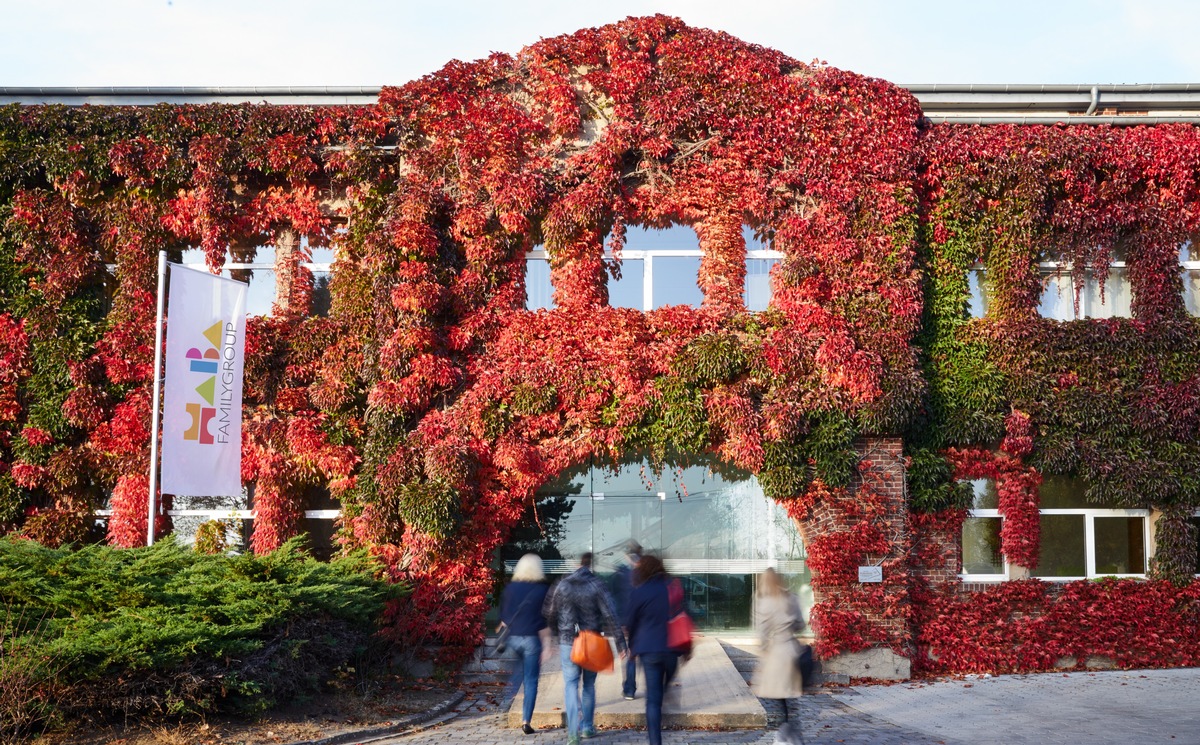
[[2, 0, 1199, 87]]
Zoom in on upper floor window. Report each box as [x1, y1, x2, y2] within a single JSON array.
[[524, 224, 780, 311], [967, 266, 990, 318], [1038, 263, 1131, 320], [180, 241, 334, 317]]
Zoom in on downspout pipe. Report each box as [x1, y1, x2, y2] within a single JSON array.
[[1086, 85, 1100, 116]]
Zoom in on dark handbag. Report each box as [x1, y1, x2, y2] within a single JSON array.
[[797, 642, 813, 684], [497, 583, 537, 655], [495, 624, 512, 654]]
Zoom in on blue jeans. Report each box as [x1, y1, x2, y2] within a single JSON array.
[[505, 635, 542, 724], [560, 642, 597, 738], [640, 652, 679, 745], [623, 653, 637, 698]]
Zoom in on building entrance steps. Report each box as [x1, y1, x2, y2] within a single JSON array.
[[507, 636, 767, 730]]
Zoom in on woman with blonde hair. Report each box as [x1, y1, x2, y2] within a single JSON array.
[[752, 568, 805, 742], [499, 553, 552, 734]]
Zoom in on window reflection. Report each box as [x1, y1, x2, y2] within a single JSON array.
[[968, 479, 999, 510], [624, 224, 700, 251], [1094, 516, 1146, 575], [525, 259, 554, 310], [501, 456, 809, 631], [652, 256, 702, 308], [312, 271, 332, 317], [744, 258, 777, 311], [1184, 270, 1200, 316], [962, 517, 1003, 575], [225, 268, 275, 316], [1192, 517, 1200, 575], [607, 259, 644, 309], [180, 243, 333, 319], [1038, 273, 1077, 320], [1033, 514, 1087, 578], [967, 268, 990, 318]]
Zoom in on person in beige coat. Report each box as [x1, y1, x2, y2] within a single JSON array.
[[752, 568, 805, 737]]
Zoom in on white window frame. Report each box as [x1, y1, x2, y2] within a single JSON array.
[[525, 247, 782, 311], [961, 479, 1007, 582], [960, 509, 1007, 582], [1181, 243, 1200, 316], [176, 242, 335, 317], [1037, 260, 1132, 320], [967, 264, 989, 318], [1033, 507, 1151, 581]]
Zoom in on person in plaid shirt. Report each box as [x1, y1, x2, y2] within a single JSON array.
[[543, 552, 627, 744]]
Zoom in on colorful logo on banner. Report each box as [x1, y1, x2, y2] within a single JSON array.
[[183, 321, 236, 445]]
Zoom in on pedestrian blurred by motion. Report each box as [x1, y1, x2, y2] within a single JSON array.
[[610, 539, 642, 700], [498, 553, 552, 735], [625, 553, 683, 745], [543, 552, 627, 745], [752, 568, 805, 743]]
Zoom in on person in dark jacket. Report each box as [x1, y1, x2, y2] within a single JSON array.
[[498, 553, 552, 735], [610, 540, 642, 699], [624, 553, 680, 745], [543, 552, 627, 745]]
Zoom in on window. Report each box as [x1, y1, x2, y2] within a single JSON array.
[[180, 242, 334, 318], [967, 266, 990, 318], [1032, 477, 1148, 579], [962, 479, 1005, 579], [504, 455, 809, 631], [1192, 515, 1200, 576], [963, 476, 1150, 580], [1038, 263, 1132, 320], [525, 258, 554, 310], [1181, 243, 1200, 316], [523, 224, 782, 311]]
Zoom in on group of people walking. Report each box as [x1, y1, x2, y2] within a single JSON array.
[[497, 544, 808, 745]]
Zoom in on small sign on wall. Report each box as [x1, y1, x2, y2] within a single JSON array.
[[858, 565, 883, 583]]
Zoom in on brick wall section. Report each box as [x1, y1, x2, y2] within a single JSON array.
[[800, 437, 913, 649], [912, 515, 962, 587]]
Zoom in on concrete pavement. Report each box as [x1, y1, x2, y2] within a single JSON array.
[[375, 645, 1200, 745], [827, 667, 1200, 745], [510, 636, 766, 730]]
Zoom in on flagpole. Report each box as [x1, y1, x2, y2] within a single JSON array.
[[147, 250, 167, 546]]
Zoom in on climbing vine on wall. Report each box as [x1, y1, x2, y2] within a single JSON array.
[[2, 16, 1200, 670], [916, 123, 1200, 582]]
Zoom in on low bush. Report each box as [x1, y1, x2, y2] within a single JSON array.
[[0, 536, 405, 736]]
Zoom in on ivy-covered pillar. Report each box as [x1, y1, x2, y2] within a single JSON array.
[[801, 437, 914, 680]]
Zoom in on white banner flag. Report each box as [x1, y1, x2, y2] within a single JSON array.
[[160, 265, 247, 496]]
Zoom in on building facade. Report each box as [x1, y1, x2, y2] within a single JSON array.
[[2, 17, 1199, 674]]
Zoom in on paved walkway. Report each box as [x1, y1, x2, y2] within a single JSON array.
[[511, 637, 765, 730], [827, 667, 1200, 745], [374, 654, 1200, 745]]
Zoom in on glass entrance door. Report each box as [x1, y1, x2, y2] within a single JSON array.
[[500, 457, 811, 632]]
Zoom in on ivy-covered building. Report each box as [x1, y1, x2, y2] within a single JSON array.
[[2, 17, 1199, 676]]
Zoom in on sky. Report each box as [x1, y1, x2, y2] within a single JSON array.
[[2, 0, 1200, 88]]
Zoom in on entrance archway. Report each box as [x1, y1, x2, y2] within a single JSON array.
[[500, 456, 812, 631]]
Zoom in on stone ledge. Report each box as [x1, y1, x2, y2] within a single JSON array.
[[821, 648, 911, 681]]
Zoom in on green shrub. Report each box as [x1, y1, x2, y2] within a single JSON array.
[[0, 536, 405, 730]]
